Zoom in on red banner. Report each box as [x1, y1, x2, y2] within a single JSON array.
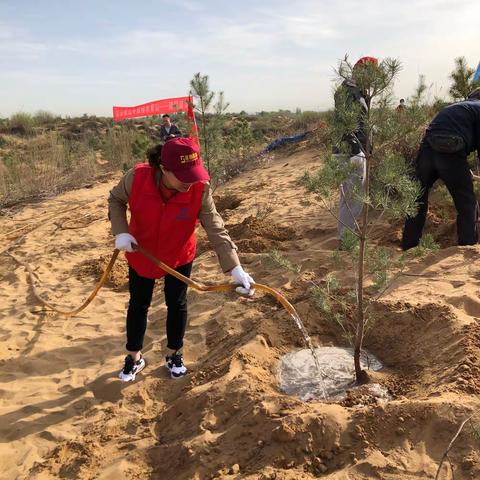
[[113, 95, 199, 144], [113, 96, 194, 120]]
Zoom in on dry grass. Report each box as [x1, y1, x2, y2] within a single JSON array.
[[0, 125, 146, 207], [0, 132, 98, 207]]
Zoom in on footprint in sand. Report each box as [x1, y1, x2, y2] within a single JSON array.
[[90, 378, 125, 403], [445, 295, 480, 317]]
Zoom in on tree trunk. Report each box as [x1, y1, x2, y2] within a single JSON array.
[[200, 97, 209, 174], [354, 232, 369, 384], [354, 139, 371, 385]]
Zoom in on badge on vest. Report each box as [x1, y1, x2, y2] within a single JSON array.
[[180, 152, 198, 163], [176, 207, 191, 221]]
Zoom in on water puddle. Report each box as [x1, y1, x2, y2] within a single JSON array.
[[278, 346, 390, 402]]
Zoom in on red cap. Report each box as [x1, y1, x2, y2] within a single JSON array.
[[160, 137, 210, 183], [354, 56, 378, 67]]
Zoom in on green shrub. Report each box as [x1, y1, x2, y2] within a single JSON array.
[[9, 112, 35, 135], [101, 128, 137, 170], [131, 134, 151, 158], [33, 110, 57, 125], [291, 111, 326, 131], [0, 132, 97, 206]]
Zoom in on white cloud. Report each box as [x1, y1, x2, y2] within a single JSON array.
[[2, 0, 480, 115], [52, 20, 287, 68], [279, 15, 339, 47], [0, 22, 46, 59]]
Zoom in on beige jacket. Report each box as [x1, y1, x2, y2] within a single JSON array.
[[108, 168, 240, 273]]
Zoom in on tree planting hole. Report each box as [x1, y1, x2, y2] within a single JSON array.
[[279, 346, 389, 402]]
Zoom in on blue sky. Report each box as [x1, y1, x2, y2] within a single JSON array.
[[1, 0, 479, 116]]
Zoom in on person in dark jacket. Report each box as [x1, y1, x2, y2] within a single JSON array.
[[159, 114, 181, 141], [401, 87, 480, 250], [396, 98, 406, 112]]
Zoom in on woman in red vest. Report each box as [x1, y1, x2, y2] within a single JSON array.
[[108, 137, 254, 381]]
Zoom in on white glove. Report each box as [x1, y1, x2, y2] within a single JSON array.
[[115, 233, 138, 252], [231, 265, 255, 296]]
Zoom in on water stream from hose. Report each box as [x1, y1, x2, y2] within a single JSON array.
[[290, 313, 327, 399]]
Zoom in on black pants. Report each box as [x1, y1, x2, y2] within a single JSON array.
[[125, 263, 193, 352], [402, 143, 478, 250]]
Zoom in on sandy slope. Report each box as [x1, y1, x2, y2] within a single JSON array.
[[1, 147, 480, 480]]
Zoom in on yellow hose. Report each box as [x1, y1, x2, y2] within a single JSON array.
[[8, 245, 300, 319], [7, 249, 120, 317]]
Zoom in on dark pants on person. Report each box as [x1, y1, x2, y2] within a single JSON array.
[[125, 263, 193, 352], [402, 143, 478, 250]]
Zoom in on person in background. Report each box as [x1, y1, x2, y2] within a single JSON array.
[[401, 87, 480, 250], [333, 56, 378, 245], [108, 137, 254, 382], [396, 98, 406, 112], [159, 114, 181, 141]]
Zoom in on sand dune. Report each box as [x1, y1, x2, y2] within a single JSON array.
[[1, 148, 479, 479]]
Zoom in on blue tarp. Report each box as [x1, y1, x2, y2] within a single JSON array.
[[261, 132, 308, 153], [474, 62, 480, 82]]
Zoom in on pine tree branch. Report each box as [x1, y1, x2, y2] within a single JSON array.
[[350, 132, 367, 157], [435, 414, 474, 480], [366, 205, 388, 238], [308, 279, 351, 311], [340, 183, 362, 232], [447, 455, 455, 480], [364, 269, 405, 313], [316, 194, 360, 238]]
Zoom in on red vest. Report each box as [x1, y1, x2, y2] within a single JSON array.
[[125, 163, 205, 279]]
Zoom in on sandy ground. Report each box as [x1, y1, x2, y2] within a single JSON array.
[[1, 148, 480, 479]]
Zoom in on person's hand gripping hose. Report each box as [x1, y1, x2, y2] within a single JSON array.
[[115, 233, 138, 252], [230, 265, 255, 296]]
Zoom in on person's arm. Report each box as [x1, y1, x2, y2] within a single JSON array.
[[477, 121, 480, 160], [108, 169, 134, 235], [472, 103, 480, 158], [198, 183, 240, 273]]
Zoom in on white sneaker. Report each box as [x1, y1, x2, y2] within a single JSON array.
[[118, 354, 146, 382], [165, 352, 187, 379]]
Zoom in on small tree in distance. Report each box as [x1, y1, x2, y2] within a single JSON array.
[[449, 57, 480, 101], [189, 72, 229, 175], [303, 55, 422, 383]]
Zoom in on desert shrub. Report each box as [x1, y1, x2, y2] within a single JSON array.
[[101, 127, 138, 171], [221, 119, 256, 176], [0, 132, 97, 206], [291, 111, 327, 131], [264, 249, 301, 273], [131, 133, 151, 159], [250, 113, 294, 140], [9, 112, 35, 135], [33, 110, 57, 125]]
